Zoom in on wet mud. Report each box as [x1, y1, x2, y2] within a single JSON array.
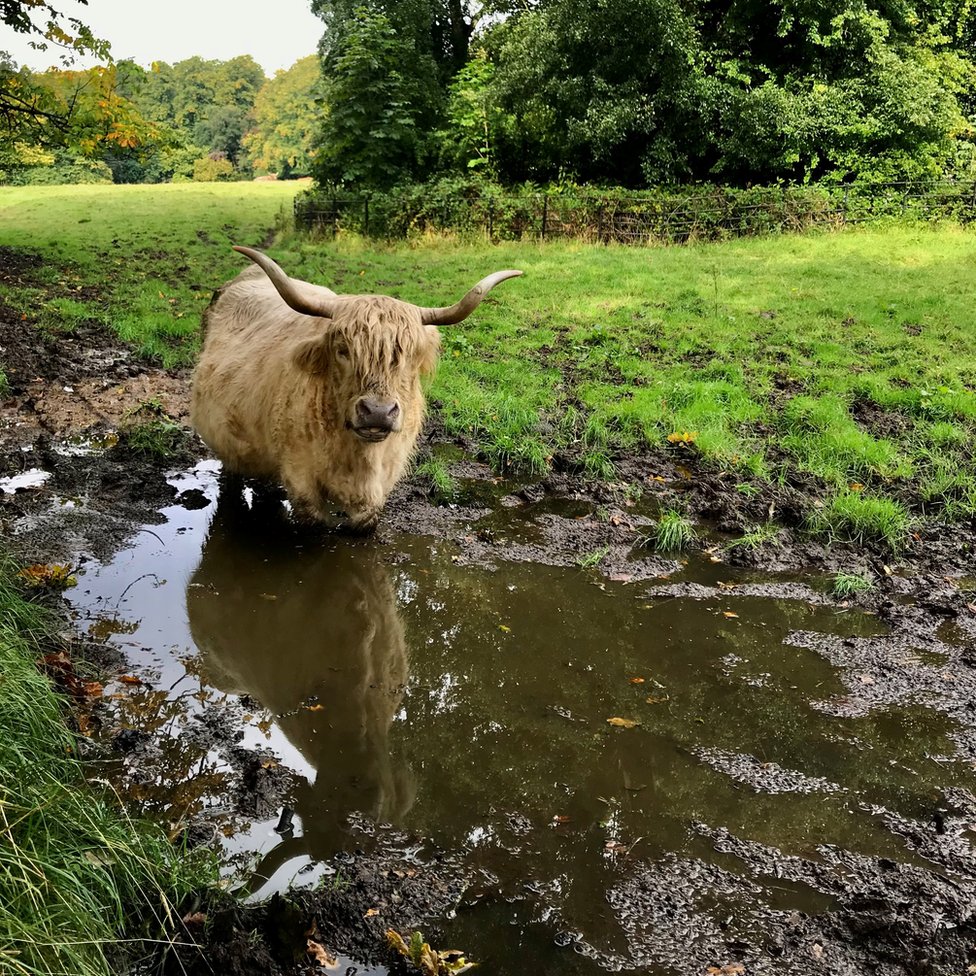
[[3, 270, 976, 973]]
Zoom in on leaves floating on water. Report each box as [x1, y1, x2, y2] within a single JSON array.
[[386, 929, 476, 975], [722, 611, 739, 619], [607, 717, 640, 729], [629, 677, 645, 684]]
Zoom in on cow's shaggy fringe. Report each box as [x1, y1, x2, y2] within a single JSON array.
[[0, 553, 216, 976]]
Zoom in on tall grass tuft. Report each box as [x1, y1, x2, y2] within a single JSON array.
[[811, 491, 911, 549], [0, 554, 216, 976], [645, 509, 696, 553]]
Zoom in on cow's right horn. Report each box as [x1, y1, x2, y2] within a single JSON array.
[[418, 270, 522, 325], [233, 246, 337, 318]]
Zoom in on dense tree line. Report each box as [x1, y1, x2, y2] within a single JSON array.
[[0, 47, 323, 184], [3, 0, 975, 189], [312, 0, 976, 189]]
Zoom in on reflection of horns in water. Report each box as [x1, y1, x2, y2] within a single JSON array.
[[185, 485, 415, 888]]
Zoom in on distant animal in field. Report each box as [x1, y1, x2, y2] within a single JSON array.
[[191, 246, 521, 531]]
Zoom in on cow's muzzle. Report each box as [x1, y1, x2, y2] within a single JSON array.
[[352, 397, 401, 442]]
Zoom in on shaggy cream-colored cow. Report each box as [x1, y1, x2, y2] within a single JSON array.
[[191, 246, 520, 530]]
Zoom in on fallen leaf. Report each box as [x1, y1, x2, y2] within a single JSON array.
[[859, 674, 875, 685], [552, 814, 572, 824], [306, 938, 338, 968], [629, 677, 645, 684], [82, 681, 103, 699], [667, 430, 699, 444], [722, 611, 739, 619], [118, 675, 143, 685], [499, 624, 511, 633], [645, 695, 670, 704], [305, 703, 325, 712], [364, 908, 380, 918], [607, 717, 640, 729]]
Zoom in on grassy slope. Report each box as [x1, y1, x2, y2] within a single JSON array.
[[0, 560, 214, 976], [3, 183, 975, 544]]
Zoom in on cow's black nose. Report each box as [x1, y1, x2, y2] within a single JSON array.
[[355, 397, 400, 430]]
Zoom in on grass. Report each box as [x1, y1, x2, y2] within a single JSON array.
[[645, 510, 697, 553], [831, 572, 876, 598], [121, 399, 186, 458], [724, 522, 780, 553], [0, 182, 300, 366], [415, 456, 457, 502], [576, 545, 611, 568], [4, 184, 976, 546], [0, 554, 216, 976]]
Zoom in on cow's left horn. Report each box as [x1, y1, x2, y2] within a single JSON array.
[[233, 245, 337, 318], [418, 270, 522, 326]]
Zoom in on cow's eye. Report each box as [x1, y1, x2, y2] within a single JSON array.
[[336, 344, 350, 360]]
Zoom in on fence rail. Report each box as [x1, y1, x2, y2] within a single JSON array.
[[294, 179, 976, 245]]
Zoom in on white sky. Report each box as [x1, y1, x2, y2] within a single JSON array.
[[0, 0, 323, 75]]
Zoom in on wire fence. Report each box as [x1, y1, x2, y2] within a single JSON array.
[[294, 179, 976, 245]]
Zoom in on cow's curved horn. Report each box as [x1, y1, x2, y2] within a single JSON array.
[[233, 245, 337, 318], [418, 270, 522, 326]]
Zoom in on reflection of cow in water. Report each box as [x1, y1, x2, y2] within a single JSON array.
[[186, 487, 414, 888]]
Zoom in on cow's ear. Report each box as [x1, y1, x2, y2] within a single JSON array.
[[419, 328, 441, 375], [293, 338, 330, 374]]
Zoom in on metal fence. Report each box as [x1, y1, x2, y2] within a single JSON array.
[[294, 179, 976, 245]]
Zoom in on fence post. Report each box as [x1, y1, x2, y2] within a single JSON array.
[[542, 194, 548, 240], [842, 186, 849, 226], [363, 194, 369, 236], [597, 204, 605, 243], [488, 197, 494, 239]]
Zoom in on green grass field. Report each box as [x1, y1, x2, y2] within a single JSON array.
[[3, 182, 976, 545]]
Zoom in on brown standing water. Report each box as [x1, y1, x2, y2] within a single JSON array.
[[67, 461, 976, 974]]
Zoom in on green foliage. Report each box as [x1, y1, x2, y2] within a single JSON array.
[[1, 151, 112, 185], [192, 152, 236, 183], [242, 55, 323, 178], [313, 9, 430, 189]]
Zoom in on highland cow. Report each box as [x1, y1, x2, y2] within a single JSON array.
[[191, 246, 520, 530]]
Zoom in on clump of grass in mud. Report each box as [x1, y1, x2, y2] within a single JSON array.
[[0, 552, 216, 976], [0, 369, 8, 400], [811, 491, 911, 549], [415, 456, 457, 502], [724, 522, 780, 554], [577, 545, 611, 568], [644, 509, 696, 553], [120, 398, 186, 458], [831, 572, 875, 598]]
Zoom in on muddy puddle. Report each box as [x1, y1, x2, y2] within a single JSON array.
[[66, 461, 976, 974]]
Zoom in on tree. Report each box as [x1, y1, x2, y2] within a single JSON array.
[[242, 55, 323, 178], [312, 8, 427, 189], [0, 0, 109, 65], [0, 0, 125, 153]]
